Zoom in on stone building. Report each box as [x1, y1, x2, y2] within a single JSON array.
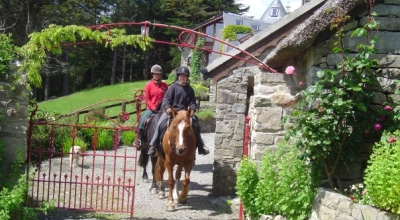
[[203, 0, 400, 200]]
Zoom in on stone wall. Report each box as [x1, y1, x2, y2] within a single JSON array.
[[310, 188, 399, 220], [302, 1, 400, 187], [0, 66, 29, 174]]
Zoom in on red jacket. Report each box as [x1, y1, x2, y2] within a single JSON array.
[[144, 80, 168, 111]]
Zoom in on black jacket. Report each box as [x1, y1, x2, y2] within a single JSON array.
[[162, 81, 197, 112]]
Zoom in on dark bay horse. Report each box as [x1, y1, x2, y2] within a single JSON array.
[[137, 110, 162, 193], [154, 107, 197, 212]]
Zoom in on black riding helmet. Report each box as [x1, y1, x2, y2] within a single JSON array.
[[176, 66, 190, 77]]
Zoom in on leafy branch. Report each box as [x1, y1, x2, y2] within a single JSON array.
[[18, 24, 153, 88]]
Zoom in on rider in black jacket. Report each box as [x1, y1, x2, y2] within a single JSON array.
[[148, 66, 210, 156]]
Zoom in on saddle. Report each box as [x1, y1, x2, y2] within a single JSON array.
[[142, 114, 169, 148]]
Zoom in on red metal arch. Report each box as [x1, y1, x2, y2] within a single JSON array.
[[85, 21, 277, 73]]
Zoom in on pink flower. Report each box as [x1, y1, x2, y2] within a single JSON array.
[[388, 136, 396, 144], [380, 115, 386, 121], [285, 66, 295, 75], [373, 123, 382, 131], [384, 105, 393, 111]]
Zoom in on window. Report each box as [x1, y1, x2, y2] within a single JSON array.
[[271, 8, 279, 17], [251, 24, 259, 31], [235, 20, 243, 25]]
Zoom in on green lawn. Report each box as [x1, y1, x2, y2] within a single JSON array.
[[36, 79, 213, 124], [38, 81, 147, 115]]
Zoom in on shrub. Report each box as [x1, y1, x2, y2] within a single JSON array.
[[61, 136, 87, 155], [283, 6, 387, 190], [120, 130, 135, 146], [364, 130, 400, 214], [96, 129, 114, 150], [236, 140, 318, 219], [196, 108, 214, 121], [192, 83, 209, 100], [0, 147, 54, 219], [77, 127, 95, 149]]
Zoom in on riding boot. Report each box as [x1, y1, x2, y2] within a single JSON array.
[[148, 136, 158, 156], [195, 132, 210, 155], [133, 129, 143, 150]]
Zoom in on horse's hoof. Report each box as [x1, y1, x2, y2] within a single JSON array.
[[150, 187, 158, 194], [178, 197, 187, 204], [158, 192, 165, 199], [166, 205, 176, 212]]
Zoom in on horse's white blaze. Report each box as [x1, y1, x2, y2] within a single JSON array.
[[177, 120, 185, 146]]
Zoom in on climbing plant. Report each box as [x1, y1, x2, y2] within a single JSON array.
[[18, 24, 153, 88], [190, 37, 204, 83], [284, 6, 392, 190]]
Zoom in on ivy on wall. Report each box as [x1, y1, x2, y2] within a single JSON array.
[[190, 37, 204, 83]]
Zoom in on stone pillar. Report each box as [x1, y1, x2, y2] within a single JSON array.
[[212, 67, 259, 196], [249, 72, 297, 162], [0, 65, 29, 175]]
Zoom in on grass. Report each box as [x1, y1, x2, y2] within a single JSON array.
[[36, 79, 213, 125], [38, 81, 147, 114]]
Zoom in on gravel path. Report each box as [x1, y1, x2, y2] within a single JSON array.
[[40, 133, 241, 220]]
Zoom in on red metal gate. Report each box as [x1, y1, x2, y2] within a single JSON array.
[[25, 91, 144, 217]]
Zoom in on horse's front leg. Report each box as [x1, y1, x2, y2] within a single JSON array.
[[174, 165, 183, 204], [178, 162, 193, 204], [166, 161, 176, 212]]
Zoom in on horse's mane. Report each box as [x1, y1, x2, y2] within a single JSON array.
[[170, 110, 190, 126]]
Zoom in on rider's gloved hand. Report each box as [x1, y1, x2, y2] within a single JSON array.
[[190, 110, 195, 117], [166, 107, 172, 115]]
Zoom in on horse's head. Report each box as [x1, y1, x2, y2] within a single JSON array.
[[168, 108, 194, 155]]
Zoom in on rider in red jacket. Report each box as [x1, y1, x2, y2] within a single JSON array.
[[134, 64, 168, 148]]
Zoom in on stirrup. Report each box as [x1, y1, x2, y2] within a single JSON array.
[[148, 146, 156, 156]]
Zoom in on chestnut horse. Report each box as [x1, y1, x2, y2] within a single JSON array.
[[154, 107, 197, 211]]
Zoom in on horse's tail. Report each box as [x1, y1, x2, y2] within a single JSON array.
[[138, 149, 149, 168]]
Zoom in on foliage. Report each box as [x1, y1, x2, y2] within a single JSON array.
[[196, 108, 214, 121], [120, 130, 135, 146], [0, 34, 16, 80], [221, 25, 253, 41], [364, 130, 400, 214], [0, 141, 6, 184], [61, 136, 87, 154], [236, 140, 318, 219], [96, 129, 114, 151], [343, 183, 373, 205], [0, 147, 54, 219], [190, 37, 204, 83], [192, 83, 209, 100], [18, 24, 153, 88], [283, 8, 388, 190]]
